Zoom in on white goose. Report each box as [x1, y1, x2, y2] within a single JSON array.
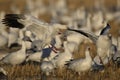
[[25, 34, 63, 62], [1, 31, 26, 65], [65, 46, 92, 74], [53, 41, 74, 69], [2, 14, 67, 50], [96, 34, 112, 65], [68, 23, 112, 65], [40, 61, 55, 76]]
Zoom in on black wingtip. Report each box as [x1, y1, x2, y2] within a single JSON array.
[[100, 23, 111, 35], [2, 14, 25, 29]]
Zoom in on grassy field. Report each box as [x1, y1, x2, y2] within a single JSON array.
[[0, 0, 120, 80], [1, 61, 120, 80]]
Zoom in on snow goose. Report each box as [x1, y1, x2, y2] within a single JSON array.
[[25, 44, 56, 62], [65, 46, 92, 75], [93, 43, 116, 66], [1, 37, 26, 65], [40, 61, 55, 76], [25, 34, 63, 62], [96, 34, 112, 65], [67, 23, 112, 65], [2, 14, 67, 50], [53, 41, 74, 69]]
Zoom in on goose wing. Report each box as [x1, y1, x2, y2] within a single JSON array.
[[2, 14, 25, 29], [67, 28, 98, 43], [2, 14, 51, 39], [67, 23, 111, 43]]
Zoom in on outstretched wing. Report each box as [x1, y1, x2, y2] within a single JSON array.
[[2, 14, 25, 29], [67, 28, 98, 43], [2, 14, 51, 39]]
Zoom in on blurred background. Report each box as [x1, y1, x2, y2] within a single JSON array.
[[0, 0, 120, 37], [0, 0, 118, 13]]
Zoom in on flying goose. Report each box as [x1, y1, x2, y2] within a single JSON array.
[[2, 14, 67, 50]]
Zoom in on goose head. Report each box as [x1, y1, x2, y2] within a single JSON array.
[[85, 45, 96, 60], [100, 23, 111, 35], [53, 24, 67, 35]]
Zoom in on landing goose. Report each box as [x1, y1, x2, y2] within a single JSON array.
[[2, 14, 67, 50]]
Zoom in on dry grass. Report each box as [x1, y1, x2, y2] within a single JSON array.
[[1, 62, 120, 80], [0, 0, 120, 80]]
